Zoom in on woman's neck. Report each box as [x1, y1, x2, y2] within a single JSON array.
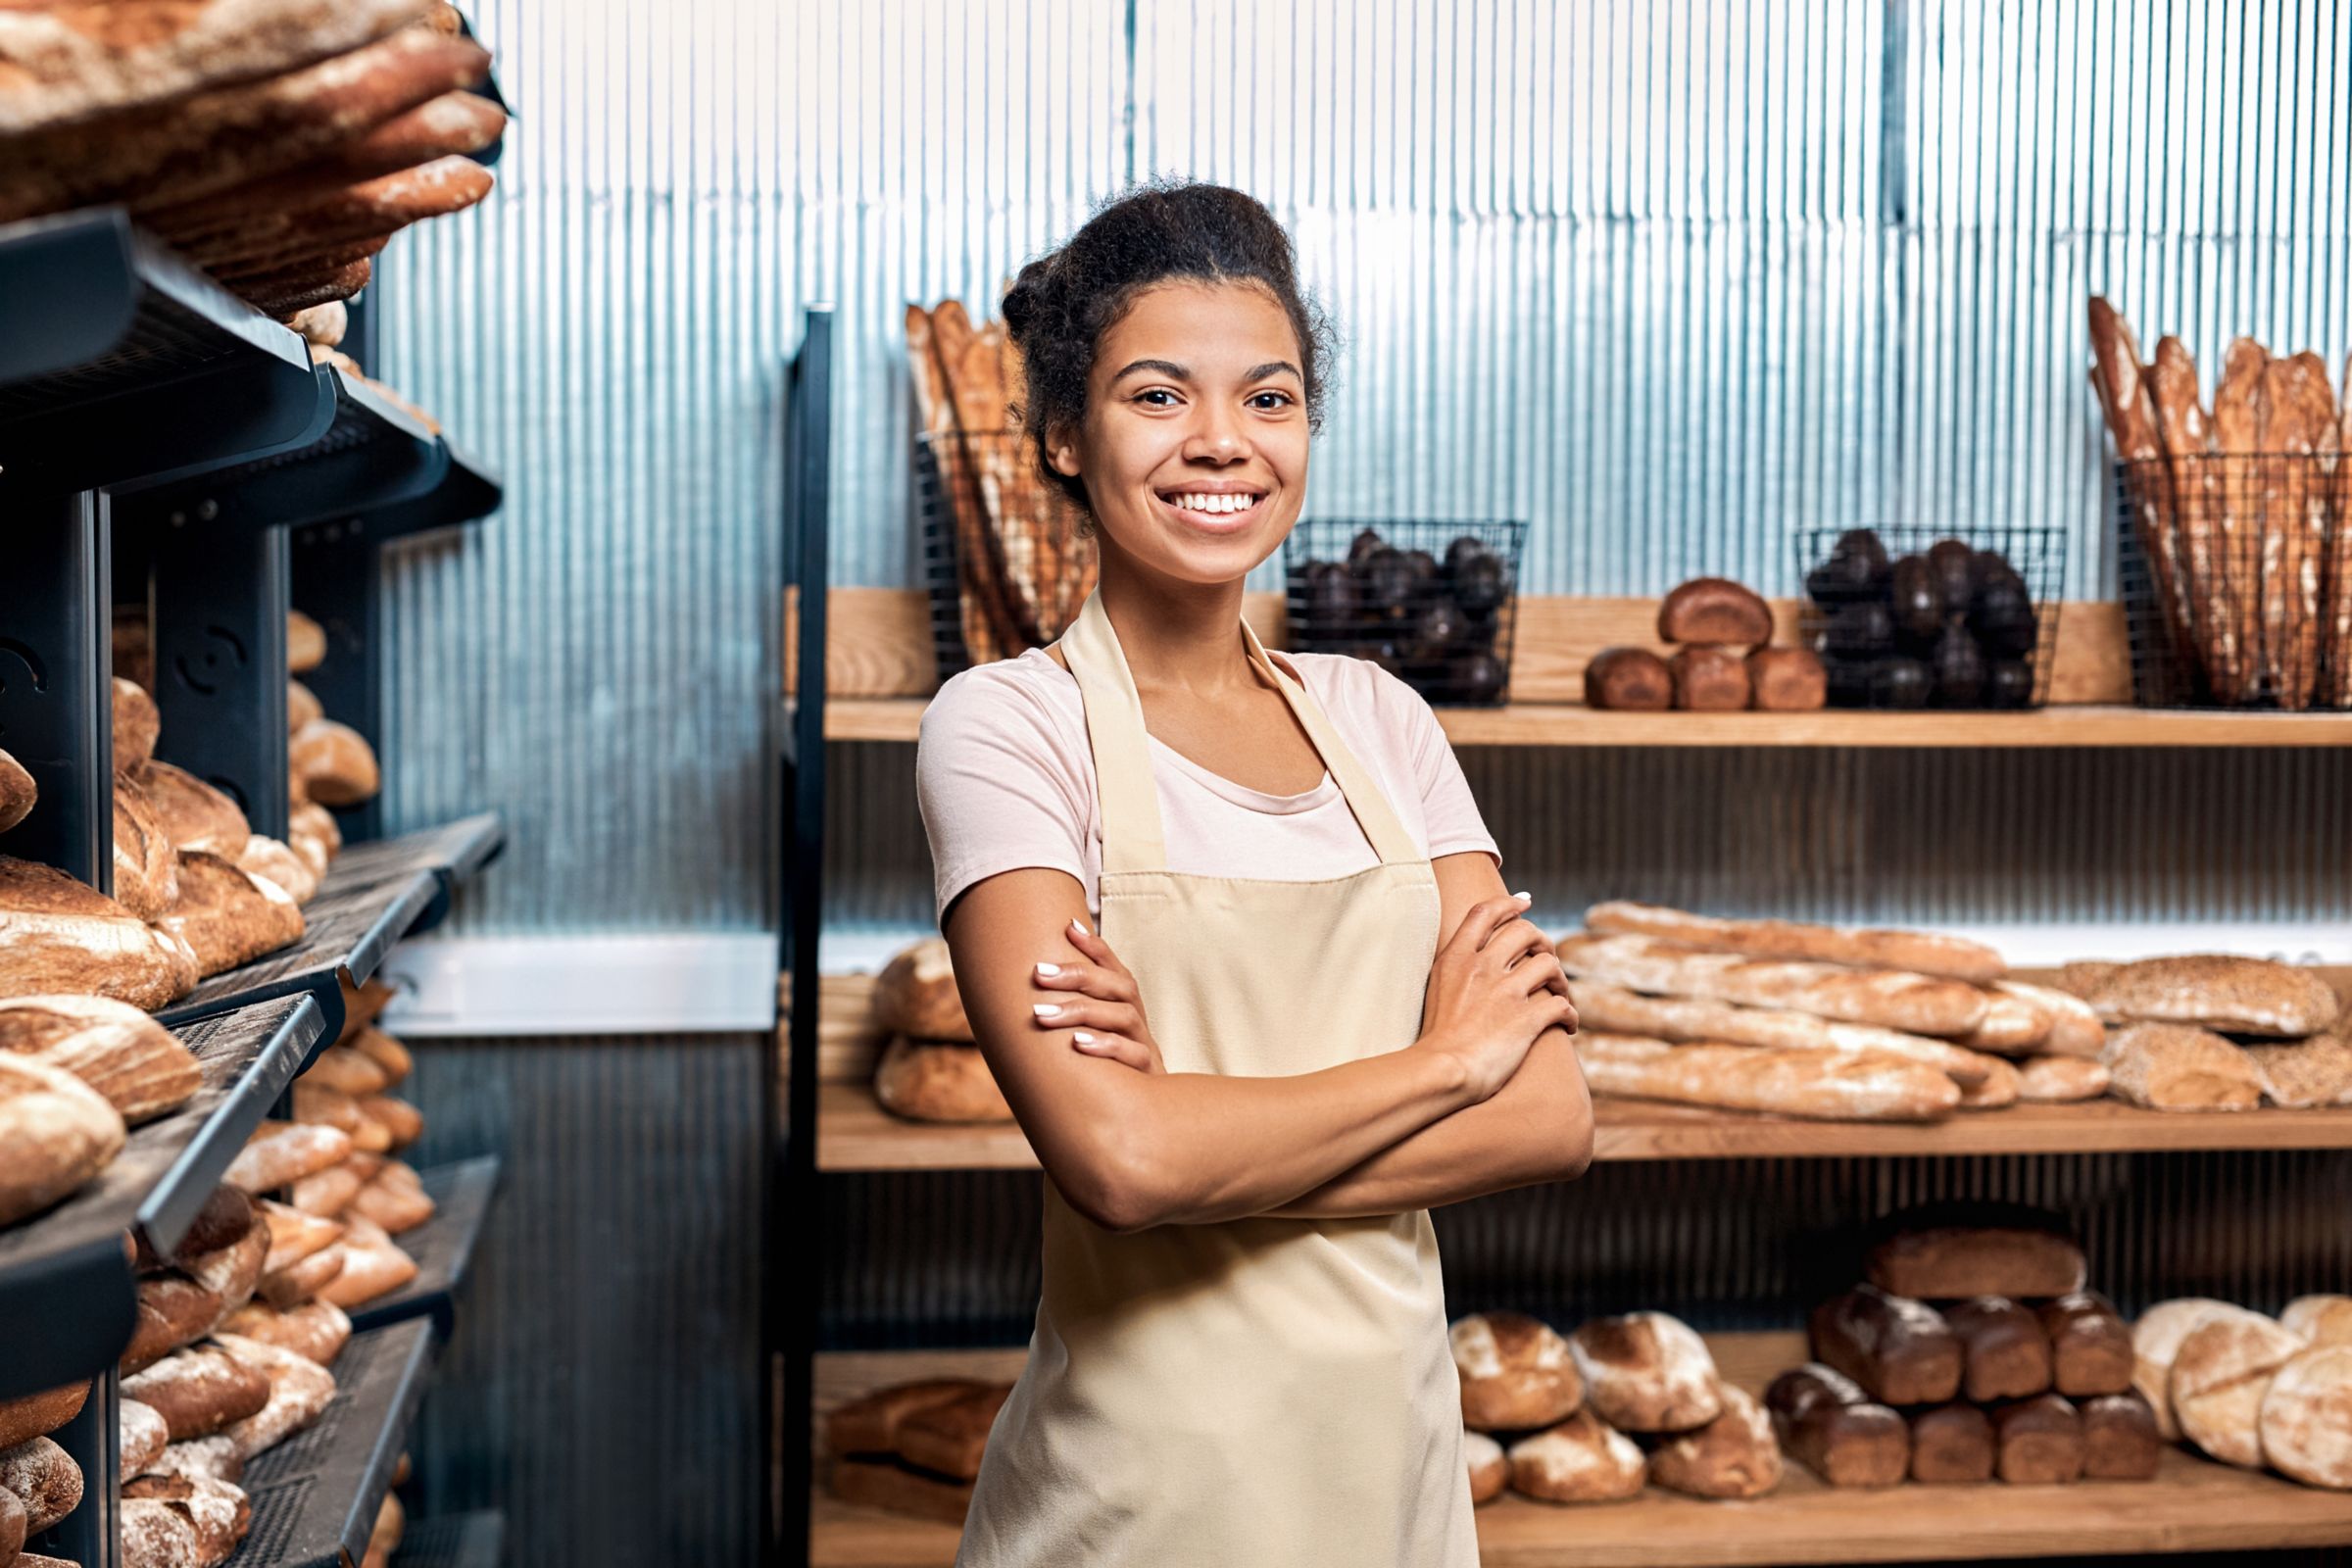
[[1092, 550, 1259, 700]]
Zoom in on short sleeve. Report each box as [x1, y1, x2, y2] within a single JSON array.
[[916, 665, 1094, 926], [1385, 670, 1502, 867]]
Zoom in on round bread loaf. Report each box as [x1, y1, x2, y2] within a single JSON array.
[[1668, 645, 1751, 711], [1450, 1311, 1583, 1432], [1746, 647, 1828, 711], [2282, 1296, 2352, 1348], [2258, 1345, 2352, 1490], [872, 939, 972, 1041], [1570, 1311, 1723, 1432], [134, 760, 250, 859], [1464, 1430, 1508, 1504], [0, 1054, 126, 1226], [292, 717, 380, 806], [1648, 1384, 1784, 1498], [1657, 577, 1774, 648], [111, 772, 183, 920], [2131, 1298, 2230, 1442], [0, 991, 201, 1125], [1583, 648, 1672, 711], [288, 611, 327, 674], [1507, 1409, 1646, 1503], [2171, 1305, 2305, 1467], [873, 1036, 1009, 1123]]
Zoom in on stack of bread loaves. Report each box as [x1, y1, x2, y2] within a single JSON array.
[[1451, 1308, 1783, 1506], [1558, 903, 2112, 1121], [826, 1378, 1014, 1523], [2131, 1293, 2352, 1490], [868, 939, 1011, 1124], [0, 994, 204, 1230], [2053, 956, 2350, 1110], [0, 1380, 100, 1568], [0, 1, 501, 320], [1586, 577, 1828, 713]]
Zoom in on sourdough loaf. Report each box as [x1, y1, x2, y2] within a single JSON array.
[[0, 993, 199, 1124], [237, 835, 318, 906], [0, 1054, 126, 1225], [1646, 1384, 1783, 1498], [121, 1274, 224, 1377], [1656, 578, 1774, 649], [1450, 1312, 1583, 1432], [0, 856, 197, 1008], [2132, 1298, 2230, 1442], [826, 1379, 991, 1457], [158, 850, 305, 977], [1465, 1430, 1508, 1504], [1557, 933, 1990, 1036], [224, 1121, 352, 1194], [114, 769, 180, 919], [121, 1398, 171, 1477], [121, 1346, 271, 1442], [2171, 1306, 2305, 1467], [1745, 647, 1828, 711], [212, 1334, 336, 1458], [291, 718, 380, 806], [1506, 1409, 1646, 1503], [0, 1436, 80, 1534], [316, 1213, 416, 1307], [893, 1383, 1007, 1482], [1568, 1311, 1721, 1432], [134, 762, 249, 859], [1583, 648, 1672, 710], [1667, 645, 1751, 711], [2282, 1296, 2352, 1348], [0, 749, 31, 834], [2258, 1345, 2352, 1490], [873, 1037, 1010, 1123], [0, 1384, 87, 1451], [871, 938, 971, 1041]]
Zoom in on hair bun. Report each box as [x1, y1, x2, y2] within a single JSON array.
[[1001, 257, 1058, 338]]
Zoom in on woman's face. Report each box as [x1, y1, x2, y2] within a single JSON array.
[[1050, 279, 1309, 587]]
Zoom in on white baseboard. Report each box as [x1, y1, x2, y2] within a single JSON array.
[[377, 933, 780, 1036]]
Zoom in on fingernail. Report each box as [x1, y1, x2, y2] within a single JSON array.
[[1514, 891, 1533, 903], [1070, 917, 1091, 936], [1033, 1003, 1062, 1018], [1071, 1031, 1099, 1049], [1036, 962, 1061, 978]]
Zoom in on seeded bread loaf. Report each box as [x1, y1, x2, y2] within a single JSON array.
[[2102, 1022, 2265, 1111], [2058, 955, 2340, 1038]]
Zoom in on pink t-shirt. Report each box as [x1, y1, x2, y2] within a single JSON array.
[[917, 646, 1501, 924]]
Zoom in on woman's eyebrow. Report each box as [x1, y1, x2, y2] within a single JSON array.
[[1244, 360, 1303, 382], [1110, 357, 1190, 383]]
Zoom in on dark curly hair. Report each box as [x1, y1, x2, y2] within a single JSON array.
[[1000, 181, 1335, 525]]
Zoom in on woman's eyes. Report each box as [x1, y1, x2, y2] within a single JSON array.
[[1247, 390, 1295, 411], [1134, 388, 1180, 407], [1128, 387, 1295, 411]]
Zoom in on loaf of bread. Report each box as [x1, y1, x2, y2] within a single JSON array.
[[2102, 1022, 2264, 1110], [120, 1471, 249, 1568], [871, 939, 972, 1041], [2058, 956, 2341, 1038], [1942, 1297, 2054, 1402], [827, 1380, 994, 1457], [1906, 1402, 1994, 1483], [357, 1094, 423, 1152], [317, 1213, 417, 1308], [2038, 1293, 2134, 1397], [122, 1273, 225, 1377], [0, 1384, 85, 1451], [346, 1016, 408, 1078], [1451, 1312, 1583, 1431], [0, 994, 200, 1125], [0, 1436, 80, 1533], [258, 1240, 346, 1309], [1867, 1208, 2088, 1299], [121, 1398, 171, 1477], [256, 1199, 345, 1277], [1657, 578, 1774, 648], [1465, 1430, 1508, 1503], [2283, 1296, 2352, 1348], [1582, 903, 2007, 985], [0, 1479, 24, 1563], [213, 1334, 337, 1459], [1557, 932, 1991, 1037], [1994, 980, 2107, 1059], [292, 1151, 381, 1217], [134, 762, 249, 860], [1668, 645, 1751, 711], [1953, 987, 2054, 1054], [224, 1121, 352, 1194], [1566, 981, 1993, 1084], [1584, 648, 1672, 711], [110, 678, 158, 769], [2171, 1306, 2306, 1467], [1812, 1287, 1964, 1406], [1956, 1054, 2021, 1109], [2258, 1345, 2352, 1490], [873, 1037, 1011, 1123], [158, 850, 305, 978], [368, 1489, 406, 1565], [830, 1454, 972, 1525], [1746, 648, 1828, 711], [1574, 1033, 1962, 1122], [216, 1299, 351, 1367], [303, 1043, 391, 1097], [2248, 1035, 2352, 1108], [892, 1384, 1007, 1482], [0, 856, 198, 1009], [285, 679, 324, 735], [1506, 1409, 1647, 1503], [0, 748, 34, 833], [1569, 1311, 1721, 1432], [2017, 1054, 2111, 1102], [2080, 1392, 2162, 1480], [292, 1080, 364, 1137], [291, 719, 380, 807], [178, 1220, 268, 1319], [348, 1159, 433, 1234], [1763, 1364, 1908, 1488], [1993, 1393, 2084, 1484], [1648, 1384, 1783, 1498], [115, 769, 180, 919], [236, 835, 318, 906], [2132, 1298, 2230, 1442], [121, 1346, 270, 1442], [0, 1053, 125, 1226]]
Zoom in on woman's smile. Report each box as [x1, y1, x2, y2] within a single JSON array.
[[1155, 483, 1271, 535]]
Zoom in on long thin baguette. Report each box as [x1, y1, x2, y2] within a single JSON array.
[[1582, 902, 2005, 984], [2089, 301, 2192, 682], [1574, 1033, 1961, 1122], [2324, 352, 2352, 708], [1951, 987, 2053, 1054], [2213, 340, 2269, 704], [1568, 981, 1994, 1086], [1992, 980, 2106, 1059], [2266, 352, 2336, 709], [2149, 337, 2232, 698], [1556, 933, 1991, 1038]]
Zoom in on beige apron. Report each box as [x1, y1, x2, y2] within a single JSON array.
[[956, 591, 1477, 1568]]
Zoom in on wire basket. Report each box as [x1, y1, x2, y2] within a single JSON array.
[[2115, 454, 2351, 710], [1790, 525, 2069, 710], [917, 430, 1098, 680], [1281, 519, 1528, 706]]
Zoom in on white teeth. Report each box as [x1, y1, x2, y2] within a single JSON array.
[[1167, 492, 1258, 514]]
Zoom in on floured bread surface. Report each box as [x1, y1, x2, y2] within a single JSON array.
[[2283, 1297, 2352, 1348], [1450, 1311, 1583, 1432], [1570, 1310, 1723, 1433], [2259, 1346, 2352, 1489], [1507, 1409, 1647, 1503], [2171, 1306, 2306, 1467], [1464, 1430, 1508, 1504], [2132, 1298, 2230, 1442]]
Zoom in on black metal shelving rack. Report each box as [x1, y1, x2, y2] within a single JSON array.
[[0, 207, 507, 1568]]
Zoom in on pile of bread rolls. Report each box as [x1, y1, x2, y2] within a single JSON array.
[[0, 2, 501, 322], [1777, 1207, 2162, 1489], [1558, 903, 2111, 1122], [1586, 578, 1828, 713], [826, 1378, 1014, 1523], [1451, 1308, 1781, 1506], [867, 939, 1009, 1124], [2133, 1294, 2352, 1490], [2053, 956, 2350, 1110]]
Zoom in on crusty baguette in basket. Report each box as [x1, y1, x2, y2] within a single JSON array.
[[2330, 352, 2352, 708], [2146, 336, 2234, 700], [2264, 352, 2337, 710], [2212, 339, 2269, 704], [2087, 300, 2192, 688], [911, 304, 1019, 665]]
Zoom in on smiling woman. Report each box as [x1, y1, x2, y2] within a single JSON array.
[[914, 182, 1591, 1568]]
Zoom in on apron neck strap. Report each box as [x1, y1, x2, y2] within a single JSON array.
[[1060, 590, 1424, 874]]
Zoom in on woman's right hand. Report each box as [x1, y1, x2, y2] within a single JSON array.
[[1418, 893, 1578, 1102]]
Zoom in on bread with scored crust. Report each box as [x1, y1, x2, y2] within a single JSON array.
[[1570, 1311, 1722, 1433], [1451, 1311, 1584, 1432], [0, 856, 197, 1007]]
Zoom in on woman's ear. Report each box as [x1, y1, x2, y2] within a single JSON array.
[[1047, 423, 1082, 479]]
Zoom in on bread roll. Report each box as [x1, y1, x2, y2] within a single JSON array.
[[1943, 1297, 2054, 1402], [2282, 1296, 2352, 1348], [1506, 1409, 1647, 1503], [0, 1384, 85, 1453], [316, 1213, 417, 1307], [287, 680, 323, 734], [223, 1122, 352, 1194], [1583, 648, 1672, 711], [2132, 1298, 2230, 1442], [1867, 1209, 2087, 1299], [133, 761, 250, 859], [356, 1095, 423, 1152], [826, 1380, 992, 1457], [121, 1398, 171, 1477], [2058, 955, 2341, 1038], [1451, 1312, 1583, 1432], [2038, 1293, 2134, 1397], [157, 850, 305, 978], [121, 1347, 271, 1442], [892, 1383, 1007, 1482], [1569, 1311, 1721, 1432], [0, 1053, 125, 1225], [0, 1436, 81, 1533], [2171, 1306, 2306, 1467], [0, 993, 200, 1124], [256, 1200, 346, 1276], [2102, 1022, 2264, 1110], [1668, 645, 1751, 711], [1656, 578, 1774, 648], [0, 856, 197, 1008], [2017, 1054, 2111, 1102], [346, 1017, 409, 1078], [348, 1159, 433, 1234], [215, 1299, 351, 1368], [286, 612, 327, 674], [212, 1334, 337, 1459], [873, 1036, 1010, 1123], [2248, 1035, 2352, 1108], [291, 1152, 380, 1217], [291, 719, 379, 806], [1464, 1430, 1508, 1503], [114, 769, 180, 919], [1994, 980, 2106, 1058], [1648, 1385, 1783, 1498], [1745, 648, 1828, 711], [1763, 1364, 1908, 1488], [1993, 1393, 2084, 1484], [2258, 1345, 2352, 1490], [2081, 1391, 2162, 1481], [1565, 981, 1992, 1083], [121, 1274, 225, 1377], [871, 939, 972, 1041], [0, 747, 34, 833], [302, 1043, 391, 1097], [1581, 902, 2007, 985], [259, 1240, 346, 1309], [1557, 932, 1990, 1037], [1575, 1032, 1961, 1121]]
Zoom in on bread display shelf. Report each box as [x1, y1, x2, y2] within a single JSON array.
[[323, 810, 507, 930], [388, 1509, 507, 1568], [347, 1155, 502, 1335], [0, 208, 324, 491], [222, 1316, 439, 1568], [814, 1079, 2352, 1171], [0, 992, 325, 1400], [808, 1339, 2352, 1568], [323, 433, 505, 547], [819, 696, 2352, 749]]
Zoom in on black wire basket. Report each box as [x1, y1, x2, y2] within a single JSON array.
[[2115, 454, 2351, 710], [916, 430, 1097, 681], [1281, 519, 1528, 706], [1790, 525, 2068, 710]]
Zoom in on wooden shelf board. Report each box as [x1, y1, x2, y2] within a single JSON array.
[[819, 698, 2352, 748], [808, 1340, 2352, 1568], [816, 1079, 2352, 1172]]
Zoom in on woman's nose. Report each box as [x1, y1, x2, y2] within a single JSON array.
[[1183, 412, 1250, 464]]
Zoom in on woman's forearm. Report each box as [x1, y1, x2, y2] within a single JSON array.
[[1261, 1030, 1592, 1219]]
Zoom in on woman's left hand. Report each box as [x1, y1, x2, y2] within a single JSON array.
[[1031, 919, 1164, 1074]]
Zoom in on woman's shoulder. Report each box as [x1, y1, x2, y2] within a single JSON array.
[[919, 648, 1086, 747], [1274, 649, 1440, 729]]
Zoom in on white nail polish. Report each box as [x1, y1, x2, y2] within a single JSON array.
[[1070, 917, 1091, 936], [1071, 1031, 1098, 1048], [1033, 1003, 1061, 1018], [1513, 891, 1533, 903], [1036, 962, 1061, 978]]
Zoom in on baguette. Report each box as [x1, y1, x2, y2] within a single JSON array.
[[1566, 981, 1994, 1085], [121, 1274, 224, 1377], [1955, 1055, 2020, 1109], [0, 1436, 81, 1534], [2263, 353, 2336, 708], [121, 1398, 171, 1477], [1992, 979, 2106, 1058], [224, 1122, 352, 1194], [2016, 1054, 2111, 1103], [121, 1347, 270, 1442], [1575, 1033, 1961, 1122], [2148, 336, 2234, 698], [1951, 987, 2052, 1054], [1583, 903, 2006, 983], [1557, 933, 1990, 1037], [0, 1383, 86, 1450], [2090, 302, 2192, 686], [2325, 351, 2352, 707], [211, 1335, 336, 1460], [2213, 339, 2269, 704], [215, 1299, 351, 1368]]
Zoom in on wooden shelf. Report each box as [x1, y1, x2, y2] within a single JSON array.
[[819, 697, 2352, 748], [808, 1339, 2352, 1568], [816, 1079, 2352, 1172]]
